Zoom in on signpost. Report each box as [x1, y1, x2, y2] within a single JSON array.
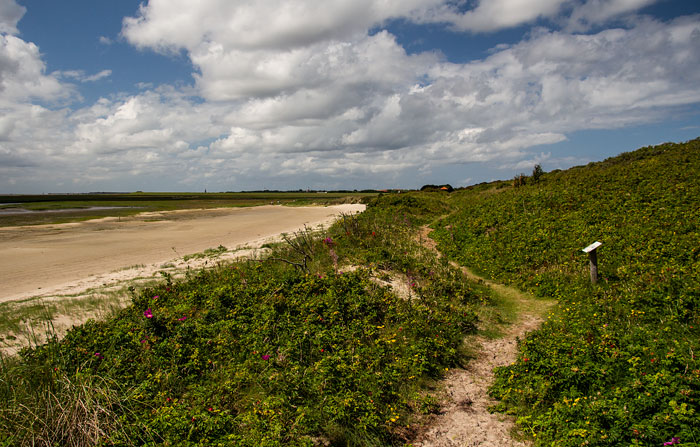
[[582, 241, 602, 284]]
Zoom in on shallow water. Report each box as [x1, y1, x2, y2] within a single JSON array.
[[0, 206, 132, 216]]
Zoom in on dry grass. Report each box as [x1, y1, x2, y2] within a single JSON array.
[[0, 348, 143, 447]]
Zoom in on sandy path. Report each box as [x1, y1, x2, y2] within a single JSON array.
[[413, 226, 554, 447], [415, 287, 552, 447], [0, 204, 364, 303]]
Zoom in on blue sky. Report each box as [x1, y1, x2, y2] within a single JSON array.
[[1, 0, 699, 193]]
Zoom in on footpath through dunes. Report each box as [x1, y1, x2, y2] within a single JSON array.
[[0, 204, 364, 303], [414, 226, 555, 447]]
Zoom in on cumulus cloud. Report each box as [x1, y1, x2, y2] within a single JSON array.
[[70, 8, 700, 187], [122, 0, 441, 101], [173, 14, 700, 183], [0, 0, 71, 104], [0, 34, 70, 102], [2, 1, 700, 193], [0, 0, 24, 35], [122, 0, 441, 52]]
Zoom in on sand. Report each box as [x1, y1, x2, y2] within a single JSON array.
[[411, 226, 554, 447], [0, 204, 364, 304]]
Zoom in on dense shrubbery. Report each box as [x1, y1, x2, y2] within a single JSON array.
[[0, 192, 481, 446], [4, 138, 698, 446], [433, 138, 700, 446]]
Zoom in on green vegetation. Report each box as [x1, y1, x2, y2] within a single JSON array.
[[2, 138, 698, 445], [0, 193, 484, 446], [182, 245, 229, 262], [432, 138, 700, 446], [0, 295, 126, 342]]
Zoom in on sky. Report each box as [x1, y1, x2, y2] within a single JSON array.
[[1, 0, 699, 193]]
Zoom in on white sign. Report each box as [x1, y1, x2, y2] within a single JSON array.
[[582, 241, 602, 253]]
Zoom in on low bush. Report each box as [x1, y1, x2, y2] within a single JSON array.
[[433, 138, 700, 446]]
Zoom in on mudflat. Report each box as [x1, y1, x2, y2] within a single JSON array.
[[1, 204, 364, 303]]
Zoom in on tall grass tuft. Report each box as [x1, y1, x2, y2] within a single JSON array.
[[0, 318, 135, 447], [0, 364, 125, 446]]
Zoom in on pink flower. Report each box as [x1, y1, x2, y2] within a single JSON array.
[[144, 308, 153, 319], [177, 316, 187, 321], [261, 354, 271, 360], [153, 295, 159, 300], [664, 437, 681, 446], [94, 352, 104, 360]]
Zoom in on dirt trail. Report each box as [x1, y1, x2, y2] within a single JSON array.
[[414, 227, 555, 447]]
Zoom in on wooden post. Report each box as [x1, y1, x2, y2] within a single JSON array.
[[582, 241, 602, 284]]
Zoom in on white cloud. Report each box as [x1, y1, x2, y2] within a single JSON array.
[[0, 0, 24, 35], [431, 0, 567, 32], [198, 14, 699, 179], [413, 0, 662, 32], [122, 0, 441, 52], [83, 69, 112, 82], [123, 1, 440, 101], [567, 0, 658, 31], [0, 34, 71, 102], [2, 1, 700, 193], [58, 69, 112, 83]]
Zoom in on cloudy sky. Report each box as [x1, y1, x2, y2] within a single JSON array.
[[1, 0, 699, 193]]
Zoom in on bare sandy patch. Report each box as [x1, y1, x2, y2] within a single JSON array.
[[0, 204, 364, 355], [1, 204, 363, 304]]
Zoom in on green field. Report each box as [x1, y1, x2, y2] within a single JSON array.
[[0, 191, 375, 226]]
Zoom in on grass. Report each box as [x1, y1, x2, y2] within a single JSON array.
[[0, 351, 149, 447], [182, 245, 229, 261], [0, 272, 178, 356], [112, 264, 147, 273], [0, 239, 293, 356], [0, 293, 129, 354]]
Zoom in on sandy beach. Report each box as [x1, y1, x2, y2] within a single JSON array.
[[0, 204, 364, 304]]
